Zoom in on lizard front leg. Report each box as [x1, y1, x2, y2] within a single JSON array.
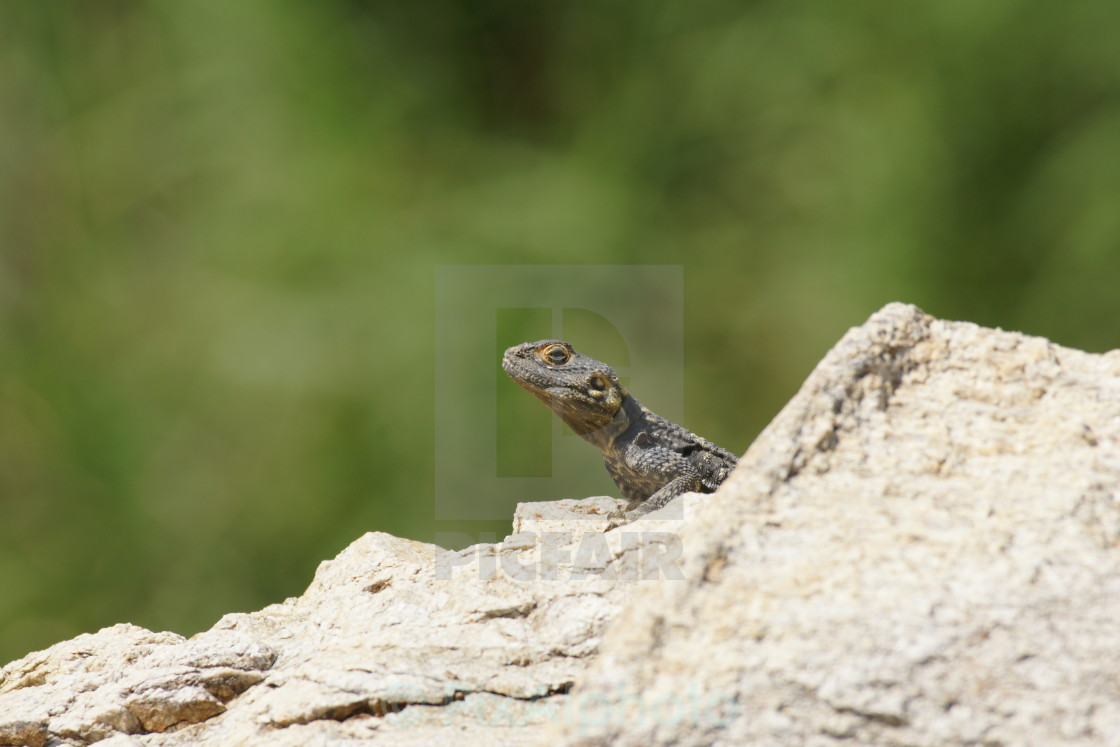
[[625, 474, 700, 521], [615, 433, 702, 523]]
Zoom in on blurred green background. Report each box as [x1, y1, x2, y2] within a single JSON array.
[[2, 1, 1119, 665]]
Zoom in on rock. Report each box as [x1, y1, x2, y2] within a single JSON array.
[[549, 303, 1120, 746], [0, 496, 669, 745], [0, 624, 271, 745], [2, 303, 1118, 746]]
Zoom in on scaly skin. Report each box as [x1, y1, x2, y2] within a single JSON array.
[[502, 340, 738, 522]]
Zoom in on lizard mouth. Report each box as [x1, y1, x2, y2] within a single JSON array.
[[501, 350, 550, 397], [500, 352, 523, 379]]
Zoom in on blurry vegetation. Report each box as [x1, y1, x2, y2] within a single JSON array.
[[2, 1, 1119, 663]]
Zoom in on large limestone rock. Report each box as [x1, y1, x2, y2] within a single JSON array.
[[2, 303, 1118, 746], [552, 303, 1120, 746], [0, 495, 693, 746]]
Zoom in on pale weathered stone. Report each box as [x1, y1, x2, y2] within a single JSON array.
[[2, 303, 1118, 746], [549, 303, 1120, 746], [0, 497, 662, 745]]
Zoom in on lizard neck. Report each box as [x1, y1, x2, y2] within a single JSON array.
[[580, 395, 642, 454]]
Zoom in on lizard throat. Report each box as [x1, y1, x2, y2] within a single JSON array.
[[561, 401, 630, 450]]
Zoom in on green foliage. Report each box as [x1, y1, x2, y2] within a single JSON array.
[[2, 1, 1119, 664]]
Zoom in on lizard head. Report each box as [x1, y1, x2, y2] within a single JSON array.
[[502, 340, 627, 436]]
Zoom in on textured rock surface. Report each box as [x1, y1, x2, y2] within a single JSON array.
[[552, 303, 1120, 746], [0, 493, 698, 746], [2, 303, 1118, 746]]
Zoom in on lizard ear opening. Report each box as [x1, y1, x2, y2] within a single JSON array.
[[587, 373, 609, 398]]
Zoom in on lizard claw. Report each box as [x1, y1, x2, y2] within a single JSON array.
[[605, 508, 630, 530]]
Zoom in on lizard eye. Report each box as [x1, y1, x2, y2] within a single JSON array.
[[542, 344, 570, 365]]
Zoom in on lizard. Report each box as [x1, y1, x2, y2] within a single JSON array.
[[501, 340, 739, 523]]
